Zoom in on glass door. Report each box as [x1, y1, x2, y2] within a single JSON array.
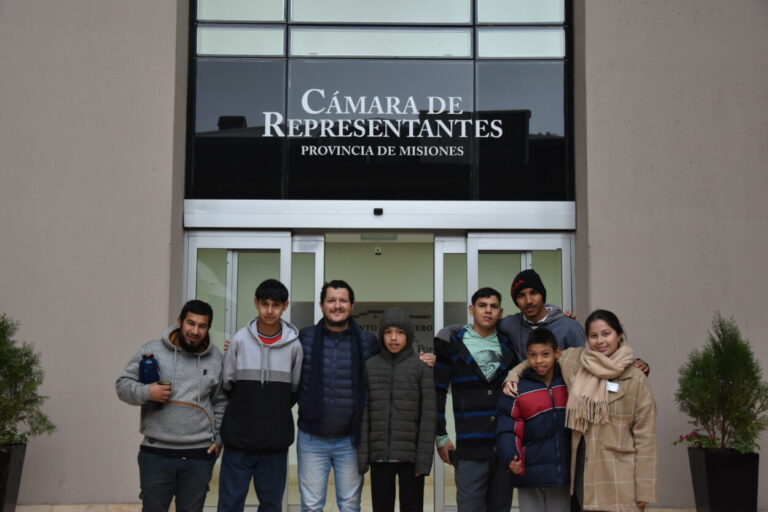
[[467, 233, 574, 313], [433, 232, 574, 512], [184, 231, 324, 510], [185, 230, 573, 511]]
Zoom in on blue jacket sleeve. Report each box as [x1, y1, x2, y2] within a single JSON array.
[[496, 393, 525, 471]]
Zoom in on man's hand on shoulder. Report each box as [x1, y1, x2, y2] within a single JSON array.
[[503, 380, 518, 397], [563, 310, 578, 321], [419, 352, 436, 367], [633, 358, 650, 376]]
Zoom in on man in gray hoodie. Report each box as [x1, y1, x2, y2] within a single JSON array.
[[116, 299, 227, 512]]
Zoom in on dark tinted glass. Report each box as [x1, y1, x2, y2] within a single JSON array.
[[475, 61, 570, 200], [188, 34, 572, 201], [190, 58, 285, 199], [286, 59, 474, 200]]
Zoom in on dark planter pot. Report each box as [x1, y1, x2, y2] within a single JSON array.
[[687, 447, 759, 512], [0, 444, 26, 512]]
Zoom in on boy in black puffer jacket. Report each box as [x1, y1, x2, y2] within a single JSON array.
[[358, 307, 436, 512], [496, 327, 571, 512]]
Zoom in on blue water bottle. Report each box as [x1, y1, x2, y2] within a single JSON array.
[[139, 353, 161, 408]]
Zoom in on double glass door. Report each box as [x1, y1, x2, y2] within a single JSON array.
[[184, 230, 573, 511]]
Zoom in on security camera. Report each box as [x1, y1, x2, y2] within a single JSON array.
[[374, 245, 383, 256]]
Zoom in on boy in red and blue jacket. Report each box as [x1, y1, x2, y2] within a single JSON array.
[[496, 327, 571, 512]]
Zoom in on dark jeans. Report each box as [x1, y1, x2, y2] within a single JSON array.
[[137, 451, 215, 512], [455, 457, 515, 512], [369, 462, 425, 512], [217, 448, 288, 512]]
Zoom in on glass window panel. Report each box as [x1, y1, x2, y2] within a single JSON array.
[[477, 0, 565, 23], [475, 61, 568, 201], [235, 251, 281, 332], [195, 249, 227, 349], [286, 59, 474, 200], [195, 59, 285, 134], [479, 252, 522, 305], [532, 250, 563, 308], [324, 241, 433, 302], [290, 252, 315, 328], [291, 0, 470, 24], [477, 61, 564, 136], [290, 28, 471, 58], [197, 26, 284, 56], [197, 0, 285, 22], [477, 28, 565, 58], [444, 253, 468, 305], [192, 58, 285, 199]]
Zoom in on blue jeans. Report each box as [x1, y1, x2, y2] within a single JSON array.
[[297, 430, 363, 512], [137, 451, 215, 512], [217, 448, 287, 512]]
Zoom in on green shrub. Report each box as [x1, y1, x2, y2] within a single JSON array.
[[0, 314, 56, 445], [675, 313, 768, 453]]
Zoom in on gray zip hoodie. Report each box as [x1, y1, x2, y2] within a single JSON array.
[[116, 325, 227, 450], [219, 318, 302, 451]]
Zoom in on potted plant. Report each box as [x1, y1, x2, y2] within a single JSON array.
[[674, 313, 768, 512], [0, 314, 56, 512]]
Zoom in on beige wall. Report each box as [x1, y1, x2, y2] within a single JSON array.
[[577, 0, 768, 508], [0, 0, 187, 503]]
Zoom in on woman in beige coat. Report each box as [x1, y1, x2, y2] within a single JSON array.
[[505, 309, 657, 512]]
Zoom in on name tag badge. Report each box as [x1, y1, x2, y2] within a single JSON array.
[[606, 381, 620, 393]]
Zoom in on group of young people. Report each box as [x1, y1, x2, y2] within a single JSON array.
[[116, 269, 657, 512]]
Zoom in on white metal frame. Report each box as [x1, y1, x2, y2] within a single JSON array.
[[185, 199, 575, 231]]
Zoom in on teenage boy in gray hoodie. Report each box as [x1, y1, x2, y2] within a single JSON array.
[[116, 299, 227, 512], [217, 279, 303, 512]]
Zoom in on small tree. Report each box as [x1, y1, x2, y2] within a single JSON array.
[[0, 314, 56, 445], [675, 313, 768, 453]]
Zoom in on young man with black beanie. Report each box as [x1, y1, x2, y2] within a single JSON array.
[[499, 269, 585, 362]]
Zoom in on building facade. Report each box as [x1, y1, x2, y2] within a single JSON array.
[[1, 0, 766, 509]]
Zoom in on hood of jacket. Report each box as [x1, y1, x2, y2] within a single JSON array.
[[243, 318, 300, 384], [377, 307, 416, 360], [529, 304, 566, 326], [245, 317, 300, 348]]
